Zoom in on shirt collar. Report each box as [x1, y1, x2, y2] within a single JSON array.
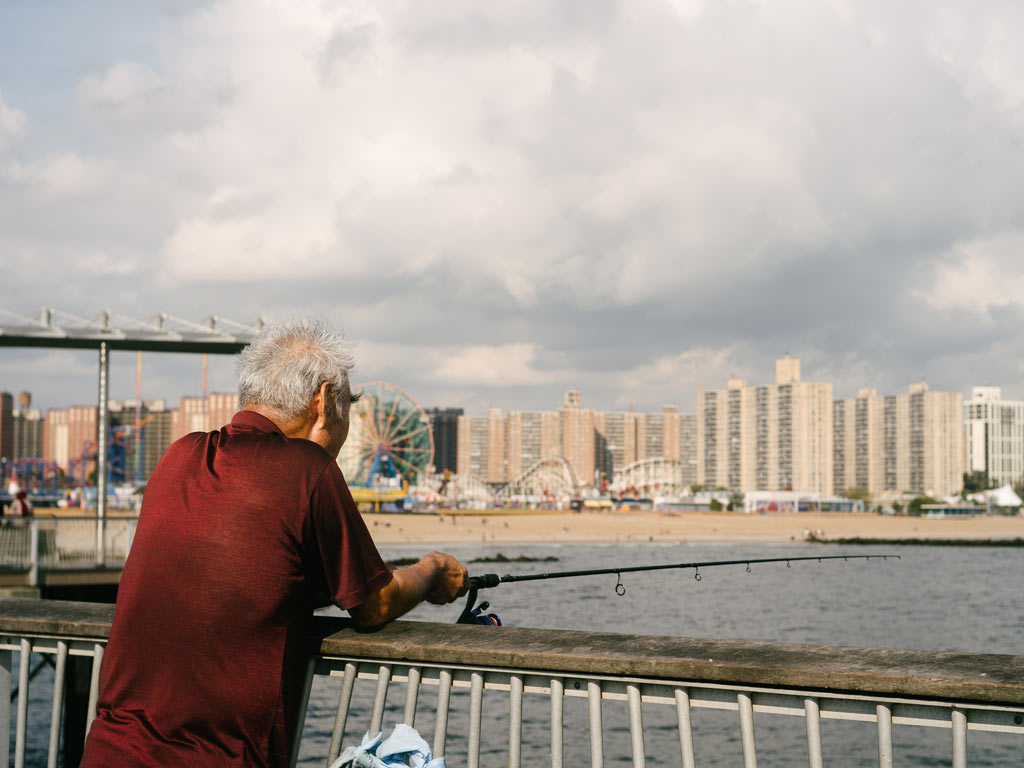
[[230, 410, 285, 435]]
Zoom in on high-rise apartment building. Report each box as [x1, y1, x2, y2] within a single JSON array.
[[425, 407, 462, 473], [560, 390, 595, 487], [506, 410, 560, 480], [9, 392, 43, 460], [637, 411, 663, 462], [905, 381, 962, 497], [661, 406, 681, 462], [12, 408, 44, 460], [697, 356, 833, 495], [453, 396, 700, 492], [834, 382, 963, 498], [487, 408, 508, 483], [833, 387, 885, 496], [170, 393, 238, 442], [964, 385, 1021, 487], [108, 400, 174, 482], [680, 413, 697, 487], [43, 406, 99, 481], [207, 392, 238, 431], [593, 411, 637, 484], [456, 416, 489, 481], [143, 409, 173, 479], [0, 392, 13, 460]]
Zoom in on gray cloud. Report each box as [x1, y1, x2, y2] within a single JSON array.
[[3, 0, 1024, 415]]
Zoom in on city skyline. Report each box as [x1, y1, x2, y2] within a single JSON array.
[[4, 3, 1024, 419], [0, 347, 1020, 416], [1, 355, 979, 500]]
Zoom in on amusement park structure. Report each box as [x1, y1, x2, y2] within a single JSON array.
[[498, 457, 582, 507], [609, 457, 687, 498], [338, 381, 435, 511]]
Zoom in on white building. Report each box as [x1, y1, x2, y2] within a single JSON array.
[[964, 385, 1024, 487]]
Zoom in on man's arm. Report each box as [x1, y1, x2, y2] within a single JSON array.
[[348, 551, 469, 627]]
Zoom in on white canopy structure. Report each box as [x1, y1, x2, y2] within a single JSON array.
[[965, 484, 1022, 509]]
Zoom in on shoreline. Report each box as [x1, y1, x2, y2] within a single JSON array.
[[363, 510, 1024, 548]]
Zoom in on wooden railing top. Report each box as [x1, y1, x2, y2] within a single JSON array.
[[3, 597, 1023, 706]]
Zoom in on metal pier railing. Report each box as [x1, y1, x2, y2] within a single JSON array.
[[2, 598, 1023, 767], [0, 517, 137, 585]]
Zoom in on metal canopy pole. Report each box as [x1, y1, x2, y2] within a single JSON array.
[[96, 341, 109, 564]]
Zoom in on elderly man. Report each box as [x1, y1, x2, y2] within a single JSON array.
[[81, 319, 469, 767]]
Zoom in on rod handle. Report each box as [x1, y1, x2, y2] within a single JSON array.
[[469, 573, 501, 589]]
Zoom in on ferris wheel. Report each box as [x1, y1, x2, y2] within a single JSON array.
[[338, 381, 435, 487]]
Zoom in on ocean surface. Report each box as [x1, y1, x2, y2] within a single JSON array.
[[299, 540, 1024, 767], [10, 540, 1024, 766]]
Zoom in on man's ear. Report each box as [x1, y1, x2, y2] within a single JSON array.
[[314, 381, 331, 427]]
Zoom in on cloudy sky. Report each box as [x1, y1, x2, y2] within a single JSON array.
[[2, 0, 1024, 415]]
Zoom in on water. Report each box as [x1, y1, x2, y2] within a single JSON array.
[[10, 541, 1024, 766], [300, 540, 1024, 767]]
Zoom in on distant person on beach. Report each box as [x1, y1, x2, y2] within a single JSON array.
[[82, 318, 470, 768], [10, 490, 32, 517]]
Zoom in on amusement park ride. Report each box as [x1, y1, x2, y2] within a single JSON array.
[[338, 381, 436, 511], [0, 415, 156, 508]]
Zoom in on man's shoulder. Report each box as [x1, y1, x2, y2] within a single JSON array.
[[221, 425, 337, 473], [154, 427, 336, 483]]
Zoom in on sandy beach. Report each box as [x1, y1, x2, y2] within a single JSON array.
[[363, 509, 1024, 547]]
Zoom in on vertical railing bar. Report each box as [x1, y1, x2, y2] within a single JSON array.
[[804, 697, 823, 768], [588, 680, 604, 768], [433, 669, 453, 758], [876, 703, 893, 768], [287, 656, 317, 768], [46, 641, 69, 768], [468, 671, 484, 768], [674, 688, 695, 768], [28, 521, 39, 587], [403, 666, 422, 728], [326, 662, 359, 767], [14, 639, 31, 768], [550, 678, 564, 768], [627, 683, 646, 768], [86, 643, 104, 736], [369, 664, 392, 736], [952, 708, 967, 768], [508, 674, 523, 768], [1, 648, 12, 768], [737, 692, 757, 768]]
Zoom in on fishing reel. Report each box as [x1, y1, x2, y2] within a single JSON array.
[[456, 575, 503, 625], [457, 597, 502, 626]]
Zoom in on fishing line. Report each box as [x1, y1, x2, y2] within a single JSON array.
[[456, 553, 900, 625]]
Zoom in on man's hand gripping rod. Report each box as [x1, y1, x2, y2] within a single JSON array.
[[456, 554, 900, 625]]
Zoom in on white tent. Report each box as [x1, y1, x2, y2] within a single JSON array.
[[965, 484, 1022, 508]]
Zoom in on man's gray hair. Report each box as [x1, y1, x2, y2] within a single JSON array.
[[237, 318, 355, 420]]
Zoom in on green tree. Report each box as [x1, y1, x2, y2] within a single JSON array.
[[841, 487, 871, 502], [907, 496, 939, 517], [962, 471, 993, 495], [892, 501, 904, 515], [1014, 476, 1024, 504], [727, 491, 745, 511], [710, 498, 724, 511]]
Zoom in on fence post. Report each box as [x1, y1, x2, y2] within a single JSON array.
[[126, 518, 136, 558], [94, 515, 105, 566], [29, 519, 39, 588], [1, 648, 11, 768]]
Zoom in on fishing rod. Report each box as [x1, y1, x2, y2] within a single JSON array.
[[456, 554, 900, 625]]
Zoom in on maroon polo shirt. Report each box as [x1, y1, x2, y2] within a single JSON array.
[[82, 411, 393, 768]]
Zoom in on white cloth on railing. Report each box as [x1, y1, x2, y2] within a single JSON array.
[[331, 723, 445, 768]]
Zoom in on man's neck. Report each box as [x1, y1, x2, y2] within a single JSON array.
[[245, 405, 313, 441]]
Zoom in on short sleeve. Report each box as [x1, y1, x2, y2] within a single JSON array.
[[304, 461, 393, 609]]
